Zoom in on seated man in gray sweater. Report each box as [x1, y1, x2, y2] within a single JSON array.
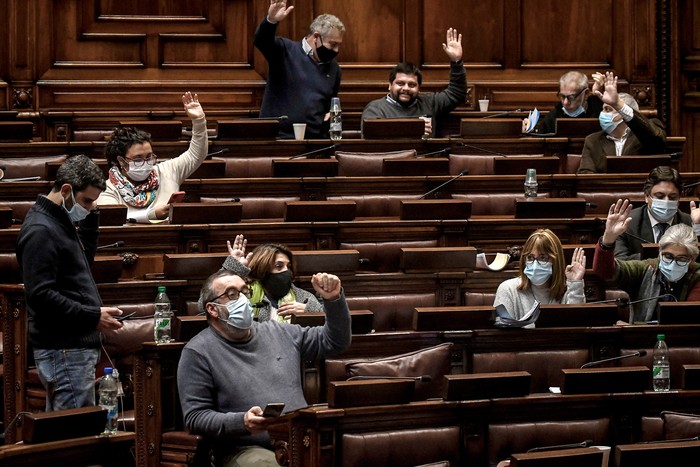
[[361, 28, 466, 137], [178, 268, 351, 467]]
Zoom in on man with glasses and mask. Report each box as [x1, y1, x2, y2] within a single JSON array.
[[577, 71, 666, 173], [522, 70, 604, 135], [97, 91, 207, 223], [361, 28, 466, 137], [255, 0, 345, 139], [613, 166, 700, 260], [594, 199, 700, 323], [17, 155, 124, 411], [178, 267, 350, 466]]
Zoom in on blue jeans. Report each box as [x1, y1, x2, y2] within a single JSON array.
[[33, 348, 100, 411]]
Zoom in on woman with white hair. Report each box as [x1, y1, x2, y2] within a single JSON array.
[[594, 198, 700, 323]]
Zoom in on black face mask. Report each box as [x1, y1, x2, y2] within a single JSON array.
[[262, 270, 294, 299], [316, 37, 338, 63]]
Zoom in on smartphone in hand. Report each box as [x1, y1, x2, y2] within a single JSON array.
[[262, 402, 285, 418], [168, 191, 186, 204]]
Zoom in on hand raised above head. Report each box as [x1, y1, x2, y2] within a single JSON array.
[[311, 273, 341, 300], [442, 28, 463, 62], [182, 91, 205, 120], [602, 198, 633, 244], [592, 71, 621, 109], [268, 0, 294, 23], [227, 234, 248, 264], [565, 247, 586, 281]]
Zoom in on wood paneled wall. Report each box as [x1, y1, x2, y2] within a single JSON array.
[[1, 0, 698, 169]]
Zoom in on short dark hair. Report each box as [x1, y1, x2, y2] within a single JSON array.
[[643, 166, 682, 195], [199, 268, 240, 315], [104, 127, 152, 167], [53, 155, 106, 192], [389, 62, 422, 86], [247, 243, 294, 282]]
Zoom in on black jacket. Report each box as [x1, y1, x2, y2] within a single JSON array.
[[17, 195, 102, 349]]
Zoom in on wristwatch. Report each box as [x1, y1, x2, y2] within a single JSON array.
[[599, 238, 615, 251]]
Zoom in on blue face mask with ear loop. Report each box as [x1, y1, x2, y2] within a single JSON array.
[[63, 189, 90, 223], [523, 261, 553, 286], [599, 112, 622, 134], [658, 257, 688, 283], [213, 295, 254, 330]]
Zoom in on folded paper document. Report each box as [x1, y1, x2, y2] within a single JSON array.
[[522, 108, 540, 134], [494, 300, 541, 328]]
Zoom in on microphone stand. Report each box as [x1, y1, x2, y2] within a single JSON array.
[[419, 171, 467, 199], [580, 350, 647, 368], [482, 109, 522, 119], [456, 142, 506, 156], [417, 148, 450, 158], [288, 144, 338, 160]]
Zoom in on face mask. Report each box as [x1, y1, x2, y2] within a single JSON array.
[[126, 160, 155, 182], [63, 189, 90, 223], [316, 37, 338, 63], [523, 261, 553, 286], [215, 295, 254, 330], [659, 257, 688, 283], [649, 198, 678, 223], [262, 270, 293, 299], [562, 105, 585, 117], [599, 112, 621, 134]]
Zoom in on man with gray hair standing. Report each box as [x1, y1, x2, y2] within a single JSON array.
[[255, 0, 345, 139], [578, 71, 667, 173]]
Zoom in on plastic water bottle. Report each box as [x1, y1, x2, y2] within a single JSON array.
[[329, 97, 342, 141], [524, 168, 538, 198], [99, 367, 118, 435], [154, 286, 173, 343], [652, 333, 670, 392]]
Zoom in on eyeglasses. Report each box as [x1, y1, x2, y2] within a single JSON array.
[[211, 287, 250, 303], [556, 88, 586, 102], [660, 253, 691, 267], [525, 254, 551, 266], [126, 154, 157, 168]]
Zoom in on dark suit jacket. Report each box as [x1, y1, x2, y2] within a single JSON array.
[[577, 111, 666, 174], [615, 205, 692, 260]]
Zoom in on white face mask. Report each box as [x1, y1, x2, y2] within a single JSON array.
[[649, 198, 678, 223], [63, 189, 90, 223], [126, 161, 155, 182]]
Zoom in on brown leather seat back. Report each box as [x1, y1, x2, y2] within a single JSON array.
[[346, 293, 436, 331], [335, 150, 417, 176], [328, 194, 420, 218], [487, 418, 610, 466], [620, 346, 700, 389], [340, 240, 439, 273], [451, 193, 521, 216], [341, 426, 461, 467], [213, 156, 275, 178], [464, 292, 497, 306], [577, 191, 642, 215], [473, 349, 589, 393], [0, 155, 67, 179], [0, 253, 20, 283]]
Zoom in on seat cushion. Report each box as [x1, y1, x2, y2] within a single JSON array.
[[336, 149, 417, 176], [344, 342, 453, 401], [662, 411, 700, 440]]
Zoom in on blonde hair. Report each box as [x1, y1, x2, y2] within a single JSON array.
[[517, 229, 568, 300]]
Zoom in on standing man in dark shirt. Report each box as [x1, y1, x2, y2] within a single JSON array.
[[17, 155, 123, 411], [254, 0, 345, 139]]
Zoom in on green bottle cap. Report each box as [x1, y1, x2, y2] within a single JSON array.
[[158, 286, 166, 293]]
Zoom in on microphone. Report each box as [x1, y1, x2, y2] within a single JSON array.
[[482, 108, 522, 119], [580, 350, 647, 369], [254, 115, 288, 121], [417, 148, 451, 158], [585, 202, 598, 209], [682, 180, 700, 190], [527, 440, 593, 453], [670, 152, 682, 160], [97, 241, 125, 250], [419, 171, 467, 199], [455, 142, 506, 157], [207, 148, 229, 157], [346, 375, 433, 382], [288, 144, 339, 160]]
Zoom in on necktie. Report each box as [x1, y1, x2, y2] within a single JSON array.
[[657, 223, 669, 242]]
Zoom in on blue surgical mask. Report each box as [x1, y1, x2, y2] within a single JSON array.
[[523, 261, 553, 286], [659, 257, 688, 283], [650, 199, 678, 223], [215, 295, 254, 330], [63, 189, 90, 223], [599, 112, 621, 134], [563, 105, 585, 117], [127, 161, 155, 182]]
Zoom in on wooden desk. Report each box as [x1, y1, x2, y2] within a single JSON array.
[[0, 431, 135, 467]]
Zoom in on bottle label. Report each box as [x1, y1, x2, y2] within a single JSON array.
[[653, 366, 669, 378]]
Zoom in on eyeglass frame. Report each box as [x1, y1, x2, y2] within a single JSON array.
[[525, 254, 551, 266], [210, 286, 251, 304], [660, 252, 691, 267], [124, 153, 158, 168], [556, 87, 586, 102]]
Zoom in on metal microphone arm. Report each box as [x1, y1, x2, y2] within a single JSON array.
[[288, 144, 339, 160], [419, 171, 467, 199], [580, 350, 647, 369], [346, 375, 432, 382], [482, 108, 522, 119]]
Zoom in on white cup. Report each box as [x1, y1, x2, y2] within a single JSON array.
[[479, 99, 490, 112], [292, 123, 307, 140], [592, 446, 610, 467]]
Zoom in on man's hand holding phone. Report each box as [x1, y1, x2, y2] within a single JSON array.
[[167, 191, 186, 204]]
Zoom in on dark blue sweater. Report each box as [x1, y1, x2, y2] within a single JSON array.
[[254, 18, 341, 139]]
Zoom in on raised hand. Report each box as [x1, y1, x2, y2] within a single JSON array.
[[268, 0, 294, 23], [311, 273, 341, 300], [690, 201, 700, 225], [602, 199, 633, 244], [182, 91, 205, 120], [591, 72, 605, 97], [226, 234, 248, 262], [442, 28, 463, 62], [565, 247, 586, 281], [592, 71, 621, 109]]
